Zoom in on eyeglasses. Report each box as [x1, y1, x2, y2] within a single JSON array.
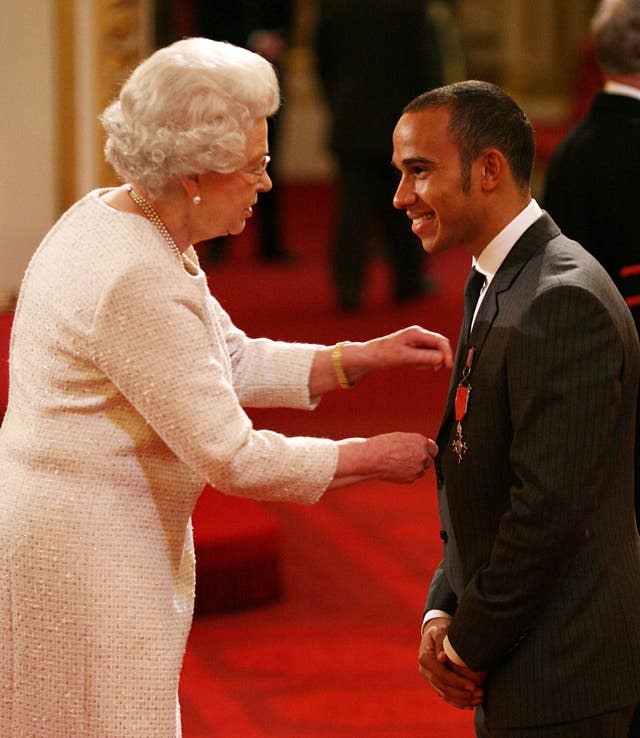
[[238, 155, 271, 182]]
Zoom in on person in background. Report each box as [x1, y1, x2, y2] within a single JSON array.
[[193, 0, 294, 263], [427, 0, 467, 84], [543, 0, 640, 535], [315, 0, 444, 312], [392, 80, 640, 737], [0, 38, 454, 737]]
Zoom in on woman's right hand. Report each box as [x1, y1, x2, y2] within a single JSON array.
[[330, 432, 438, 489], [368, 432, 438, 482]]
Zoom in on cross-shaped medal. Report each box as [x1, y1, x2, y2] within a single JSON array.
[[451, 348, 475, 463]]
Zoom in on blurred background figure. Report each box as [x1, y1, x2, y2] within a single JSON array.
[[315, 0, 445, 312], [191, 0, 294, 264], [427, 0, 467, 84], [543, 0, 640, 535]]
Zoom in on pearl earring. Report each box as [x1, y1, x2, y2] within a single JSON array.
[[193, 194, 202, 205]]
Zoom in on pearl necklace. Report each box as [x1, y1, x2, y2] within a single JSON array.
[[127, 185, 183, 263]]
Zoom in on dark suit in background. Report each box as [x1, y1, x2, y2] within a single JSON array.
[[315, 0, 443, 311], [193, 1, 292, 57], [543, 91, 640, 323], [191, 0, 293, 262]]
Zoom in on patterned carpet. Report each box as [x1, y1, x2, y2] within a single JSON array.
[[179, 183, 475, 737]]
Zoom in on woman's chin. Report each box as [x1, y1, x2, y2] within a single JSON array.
[[228, 221, 247, 236]]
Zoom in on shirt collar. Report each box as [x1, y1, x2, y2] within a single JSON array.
[[603, 80, 640, 102], [473, 199, 543, 284]]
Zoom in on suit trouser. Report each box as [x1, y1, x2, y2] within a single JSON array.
[[475, 703, 638, 738], [332, 158, 425, 309]]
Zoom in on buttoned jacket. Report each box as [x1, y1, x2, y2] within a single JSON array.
[[426, 213, 640, 729]]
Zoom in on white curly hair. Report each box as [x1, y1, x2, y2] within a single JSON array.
[[101, 37, 280, 198]]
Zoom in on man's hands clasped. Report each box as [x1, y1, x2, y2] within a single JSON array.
[[419, 617, 486, 710]]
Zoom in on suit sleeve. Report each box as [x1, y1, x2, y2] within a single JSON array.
[[212, 295, 324, 410], [447, 283, 625, 670], [424, 560, 458, 617]]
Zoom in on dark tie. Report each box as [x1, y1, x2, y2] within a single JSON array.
[[461, 266, 486, 342], [438, 267, 486, 598], [449, 267, 486, 386]]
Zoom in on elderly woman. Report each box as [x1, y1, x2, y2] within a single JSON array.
[[0, 38, 451, 737]]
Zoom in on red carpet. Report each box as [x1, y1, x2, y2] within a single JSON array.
[[192, 487, 283, 616], [180, 183, 476, 737]]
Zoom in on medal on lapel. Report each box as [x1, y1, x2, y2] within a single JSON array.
[[452, 348, 475, 463]]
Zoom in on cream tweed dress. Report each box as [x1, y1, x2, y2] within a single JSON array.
[[0, 189, 339, 737]]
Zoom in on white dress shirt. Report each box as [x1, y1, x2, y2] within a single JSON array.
[[470, 198, 543, 330]]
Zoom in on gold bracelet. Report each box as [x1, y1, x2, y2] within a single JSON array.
[[332, 342, 355, 389]]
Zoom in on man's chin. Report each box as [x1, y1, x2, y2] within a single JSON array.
[[420, 238, 445, 255]]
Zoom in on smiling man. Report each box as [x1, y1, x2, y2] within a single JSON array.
[[392, 80, 640, 738]]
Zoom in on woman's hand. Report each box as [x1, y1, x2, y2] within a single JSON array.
[[309, 326, 453, 397], [329, 433, 438, 488], [353, 325, 454, 377], [365, 432, 438, 483]]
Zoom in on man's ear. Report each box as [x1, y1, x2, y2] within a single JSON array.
[[478, 149, 505, 192]]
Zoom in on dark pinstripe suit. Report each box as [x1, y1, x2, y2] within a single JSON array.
[[426, 213, 640, 731]]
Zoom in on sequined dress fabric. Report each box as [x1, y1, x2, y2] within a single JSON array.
[[0, 190, 338, 737]]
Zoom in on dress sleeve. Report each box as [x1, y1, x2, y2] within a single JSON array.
[[211, 295, 324, 409], [88, 260, 338, 504]]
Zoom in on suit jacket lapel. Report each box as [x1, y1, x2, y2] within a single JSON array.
[[438, 213, 561, 437]]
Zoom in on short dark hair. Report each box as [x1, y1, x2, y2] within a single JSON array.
[[403, 80, 535, 194]]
